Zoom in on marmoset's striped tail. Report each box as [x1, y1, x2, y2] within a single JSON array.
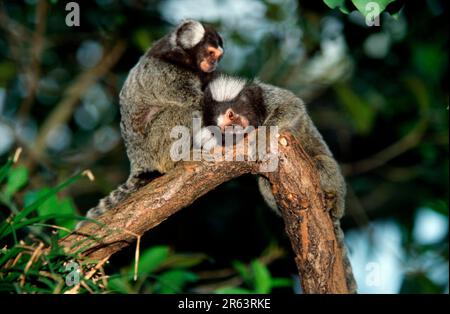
[[76, 174, 153, 229]]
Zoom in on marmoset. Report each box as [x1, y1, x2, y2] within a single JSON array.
[[78, 19, 224, 227], [194, 75, 266, 149], [256, 82, 356, 292], [195, 75, 357, 292]]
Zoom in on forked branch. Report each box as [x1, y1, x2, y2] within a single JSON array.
[[59, 131, 354, 294]]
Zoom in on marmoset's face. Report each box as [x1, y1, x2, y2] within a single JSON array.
[[217, 107, 250, 133], [194, 27, 224, 73]]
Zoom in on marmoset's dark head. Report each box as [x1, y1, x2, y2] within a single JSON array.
[[203, 76, 266, 133], [150, 19, 223, 74]]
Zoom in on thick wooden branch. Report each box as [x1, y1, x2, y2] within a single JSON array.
[[266, 133, 351, 293], [59, 131, 354, 293]]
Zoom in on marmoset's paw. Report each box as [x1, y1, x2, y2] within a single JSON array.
[[193, 127, 219, 151]]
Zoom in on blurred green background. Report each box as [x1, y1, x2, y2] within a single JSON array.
[[0, 0, 448, 294]]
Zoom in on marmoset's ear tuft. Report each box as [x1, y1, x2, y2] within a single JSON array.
[[208, 75, 247, 102], [174, 19, 205, 49]]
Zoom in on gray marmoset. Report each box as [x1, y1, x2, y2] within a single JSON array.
[[195, 76, 345, 220], [78, 20, 224, 228], [195, 75, 357, 292], [256, 82, 356, 293], [194, 75, 266, 149]]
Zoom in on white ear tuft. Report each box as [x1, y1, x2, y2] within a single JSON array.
[[209, 76, 247, 102], [175, 19, 205, 49]]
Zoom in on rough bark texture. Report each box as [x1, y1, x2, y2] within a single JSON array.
[[266, 133, 350, 293], [59, 131, 354, 294]]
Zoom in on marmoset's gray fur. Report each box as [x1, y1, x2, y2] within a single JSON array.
[[77, 20, 223, 227], [78, 21, 356, 292], [198, 76, 356, 292], [256, 82, 356, 293]]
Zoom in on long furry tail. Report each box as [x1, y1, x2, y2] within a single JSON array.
[[334, 221, 358, 293], [76, 174, 151, 229], [258, 177, 279, 214]]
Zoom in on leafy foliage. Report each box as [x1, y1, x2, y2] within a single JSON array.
[[324, 0, 399, 15], [0, 153, 290, 294], [0, 0, 448, 293]]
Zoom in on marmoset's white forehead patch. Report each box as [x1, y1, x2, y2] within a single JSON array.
[[209, 76, 246, 102], [177, 19, 205, 49]]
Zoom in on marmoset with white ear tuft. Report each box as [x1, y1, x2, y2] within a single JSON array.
[[194, 75, 267, 150], [196, 75, 357, 293], [78, 19, 224, 228]]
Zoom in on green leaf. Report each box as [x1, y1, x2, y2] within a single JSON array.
[[34, 190, 59, 217], [133, 29, 153, 52], [4, 166, 28, 199], [251, 260, 271, 294], [37, 277, 57, 291], [400, 272, 444, 293], [0, 61, 16, 86], [26, 187, 77, 232], [352, 0, 396, 16], [323, 0, 345, 9], [271, 277, 293, 288], [403, 78, 430, 118], [108, 276, 132, 294], [157, 269, 198, 294], [323, 0, 397, 15], [136, 246, 170, 275], [232, 260, 252, 285], [412, 44, 447, 84], [334, 83, 375, 135], [160, 253, 207, 270], [12, 171, 84, 224], [322, 0, 350, 13], [215, 287, 253, 294], [0, 213, 76, 239], [24, 188, 78, 235], [0, 160, 13, 185], [424, 199, 449, 217], [0, 246, 24, 268], [55, 198, 77, 235]]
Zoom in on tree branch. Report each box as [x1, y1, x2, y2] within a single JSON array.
[[32, 40, 126, 161], [59, 131, 354, 294], [18, 0, 49, 118]]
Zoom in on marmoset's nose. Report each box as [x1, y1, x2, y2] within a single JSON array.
[[208, 46, 223, 60]]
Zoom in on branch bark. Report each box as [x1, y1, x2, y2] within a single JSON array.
[[18, 0, 49, 118], [59, 131, 354, 294], [32, 40, 126, 160]]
